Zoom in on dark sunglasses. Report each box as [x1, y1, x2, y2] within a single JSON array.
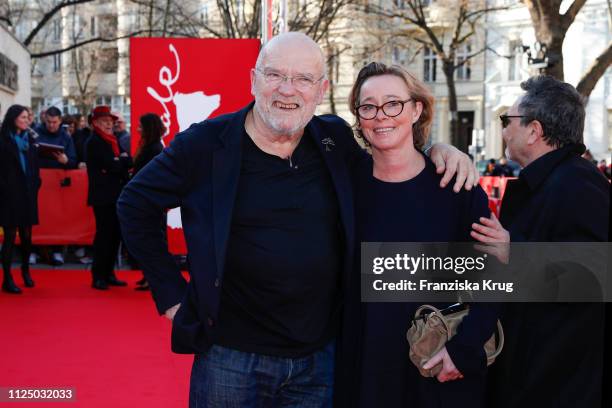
[[499, 114, 526, 129]]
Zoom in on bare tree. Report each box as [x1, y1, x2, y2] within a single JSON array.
[[22, 0, 95, 47], [368, 0, 505, 151], [286, 0, 352, 42], [65, 6, 100, 113], [130, 0, 352, 41], [523, 0, 612, 100]]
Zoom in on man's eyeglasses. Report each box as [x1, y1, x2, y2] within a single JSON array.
[[355, 99, 413, 120], [499, 114, 526, 129], [255, 68, 324, 91]]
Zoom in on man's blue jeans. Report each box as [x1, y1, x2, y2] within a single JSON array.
[[189, 342, 335, 407]]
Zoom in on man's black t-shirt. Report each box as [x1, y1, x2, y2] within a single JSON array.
[[216, 129, 342, 357]]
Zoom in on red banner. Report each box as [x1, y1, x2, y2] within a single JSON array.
[[479, 176, 516, 216], [0, 169, 96, 245], [130, 38, 260, 252]]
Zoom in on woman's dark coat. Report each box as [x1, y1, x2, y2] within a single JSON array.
[[0, 132, 41, 227]]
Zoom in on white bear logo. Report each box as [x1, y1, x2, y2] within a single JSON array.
[[147, 43, 221, 229], [173, 91, 221, 132]]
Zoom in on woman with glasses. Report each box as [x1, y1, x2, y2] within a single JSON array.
[[0, 105, 41, 294], [337, 62, 499, 408]]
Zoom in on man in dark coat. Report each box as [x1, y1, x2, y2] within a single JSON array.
[[34, 106, 77, 169], [482, 76, 610, 407], [85, 106, 132, 290], [33, 106, 78, 266]]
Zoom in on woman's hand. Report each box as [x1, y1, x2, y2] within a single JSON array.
[[471, 213, 510, 264], [429, 143, 479, 192], [423, 346, 464, 382]]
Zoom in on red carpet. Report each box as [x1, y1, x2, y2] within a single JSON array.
[[0, 269, 192, 407]]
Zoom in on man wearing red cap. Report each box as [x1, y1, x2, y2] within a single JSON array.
[[85, 106, 133, 290]]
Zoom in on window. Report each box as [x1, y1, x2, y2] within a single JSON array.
[[71, 49, 84, 70], [423, 46, 436, 82], [236, 0, 244, 25], [72, 15, 84, 39], [96, 95, 112, 106], [99, 47, 119, 73], [90, 16, 97, 37], [508, 40, 521, 81], [15, 21, 27, 40], [98, 15, 117, 38], [392, 46, 406, 66], [53, 54, 62, 72], [62, 99, 78, 115], [201, 4, 209, 24], [456, 43, 471, 80], [52, 19, 61, 42]]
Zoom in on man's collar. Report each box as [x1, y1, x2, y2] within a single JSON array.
[[519, 143, 585, 190]]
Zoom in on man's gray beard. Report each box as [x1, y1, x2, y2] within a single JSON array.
[[254, 102, 309, 137]]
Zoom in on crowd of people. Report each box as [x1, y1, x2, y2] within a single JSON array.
[[0, 102, 166, 293]]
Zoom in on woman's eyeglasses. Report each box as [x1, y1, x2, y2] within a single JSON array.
[[356, 99, 413, 120]]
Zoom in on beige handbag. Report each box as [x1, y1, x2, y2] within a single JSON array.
[[406, 304, 504, 377]]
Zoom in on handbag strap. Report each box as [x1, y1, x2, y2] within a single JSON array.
[[414, 304, 452, 337], [414, 304, 505, 360]]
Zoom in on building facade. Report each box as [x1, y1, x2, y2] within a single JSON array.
[[0, 22, 31, 116], [484, 0, 611, 161]]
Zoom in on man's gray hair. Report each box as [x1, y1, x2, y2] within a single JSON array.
[[519, 75, 585, 148]]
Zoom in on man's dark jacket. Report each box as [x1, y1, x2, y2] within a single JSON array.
[[34, 124, 77, 169], [85, 132, 132, 206], [117, 103, 360, 353], [488, 144, 609, 408]]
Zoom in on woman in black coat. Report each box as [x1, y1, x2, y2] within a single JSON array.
[[336, 63, 498, 408], [85, 106, 132, 290], [0, 105, 41, 294], [132, 113, 165, 290]]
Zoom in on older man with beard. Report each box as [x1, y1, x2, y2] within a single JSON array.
[[117, 32, 478, 407]]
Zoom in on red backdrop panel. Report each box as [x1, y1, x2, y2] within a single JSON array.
[[33, 169, 95, 245], [130, 38, 260, 253]]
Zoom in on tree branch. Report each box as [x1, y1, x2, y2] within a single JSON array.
[[23, 0, 95, 46], [561, 0, 588, 30], [576, 41, 612, 98], [30, 30, 195, 58]]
